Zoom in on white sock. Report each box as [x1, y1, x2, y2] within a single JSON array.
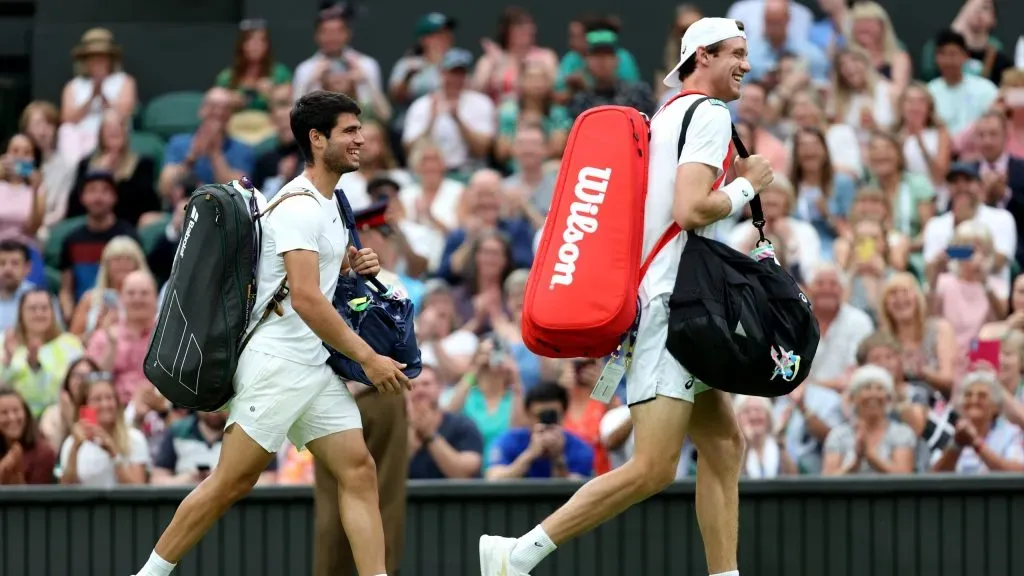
[[710, 571, 739, 576], [138, 551, 176, 576], [509, 524, 556, 573]]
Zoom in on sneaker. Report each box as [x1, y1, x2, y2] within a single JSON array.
[[479, 535, 529, 576]]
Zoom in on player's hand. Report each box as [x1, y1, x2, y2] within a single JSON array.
[[347, 246, 380, 278], [362, 354, 410, 394], [734, 154, 774, 192]]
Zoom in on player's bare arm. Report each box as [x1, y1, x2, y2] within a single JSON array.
[[674, 155, 774, 231]]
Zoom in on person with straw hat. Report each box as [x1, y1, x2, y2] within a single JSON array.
[[58, 28, 137, 163]]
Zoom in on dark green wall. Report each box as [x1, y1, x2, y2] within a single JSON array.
[[1, 475, 1021, 576]]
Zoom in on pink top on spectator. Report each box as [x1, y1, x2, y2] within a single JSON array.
[[0, 181, 38, 249], [86, 321, 155, 406], [934, 273, 1004, 374]]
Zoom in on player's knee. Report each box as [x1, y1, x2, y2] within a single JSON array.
[[337, 450, 378, 493], [628, 453, 680, 496], [208, 468, 260, 503]]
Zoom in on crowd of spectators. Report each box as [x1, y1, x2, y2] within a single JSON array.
[[2, 0, 1024, 489]]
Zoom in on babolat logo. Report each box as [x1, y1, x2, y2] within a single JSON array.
[[549, 167, 611, 289], [177, 205, 199, 260]]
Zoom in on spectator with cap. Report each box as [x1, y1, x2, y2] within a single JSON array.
[[402, 48, 496, 176], [566, 28, 655, 121], [293, 2, 382, 104], [351, 200, 426, 309], [250, 84, 299, 194], [928, 29, 1000, 137], [214, 19, 293, 113], [389, 13, 457, 109], [57, 171, 137, 316], [556, 16, 642, 103], [745, 0, 830, 84], [408, 363, 484, 479], [365, 176, 439, 278], [158, 87, 254, 198]]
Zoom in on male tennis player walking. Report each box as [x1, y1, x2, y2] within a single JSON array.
[[135, 91, 408, 576], [480, 18, 774, 576]]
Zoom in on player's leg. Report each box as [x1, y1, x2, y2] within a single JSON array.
[[312, 458, 350, 576], [480, 295, 693, 576], [298, 369, 387, 576], [688, 388, 745, 575], [136, 350, 296, 576]]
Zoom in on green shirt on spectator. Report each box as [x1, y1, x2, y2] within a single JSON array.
[[215, 63, 293, 111]]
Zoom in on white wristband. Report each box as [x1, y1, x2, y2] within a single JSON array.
[[721, 178, 756, 217]]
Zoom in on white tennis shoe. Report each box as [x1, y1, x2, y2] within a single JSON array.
[[479, 535, 531, 575]]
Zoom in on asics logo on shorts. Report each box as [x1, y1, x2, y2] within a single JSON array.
[[549, 166, 612, 289]]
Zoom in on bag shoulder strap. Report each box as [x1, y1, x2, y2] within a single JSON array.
[[638, 95, 714, 282], [259, 190, 318, 219]]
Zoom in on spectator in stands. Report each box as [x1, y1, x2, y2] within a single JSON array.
[[485, 381, 593, 479], [930, 370, 1024, 473], [438, 170, 534, 285], [805, 263, 875, 393], [895, 83, 953, 189], [494, 60, 570, 170], [746, 0, 829, 84], [864, 131, 936, 249], [407, 364, 484, 479], [472, 7, 559, 104], [416, 280, 479, 386], [67, 110, 160, 228], [57, 375, 149, 486], [0, 387, 56, 484], [979, 275, 1024, 340], [736, 82, 788, 173], [969, 112, 1024, 224], [833, 186, 911, 271], [20, 101, 75, 235], [566, 29, 655, 120], [786, 89, 862, 176], [159, 87, 254, 196], [152, 410, 277, 485], [250, 84, 297, 194], [86, 270, 157, 407], [847, 2, 911, 97], [446, 337, 527, 457], [448, 230, 513, 335], [923, 163, 1015, 289], [921, 0, 1011, 85], [654, 4, 703, 100], [992, 329, 1024, 428], [320, 52, 393, 125], [402, 48, 496, 175], [855, 331, 932, 436], [351, 201, 426, 307], [389, 13, 456, 111], [734, 395, 796, 478], [931, 222, 1008, 358], [399, 139, 465, 235], [0, 134, 47, 284], [928, 30, 999, 137], [729, 175, 822, 277], [1, 288, 82, 417], [998, 70, 1024, 158], [214, 19, 292, 112], [68, 235, 149, 338], [368, 177, 442, 277], [490, 269, 560, 391], [790, 126, 857, 250], [293, 2, 382, 104], [37, 356, 99, 451], [146, 196, 190, 286], [0, 240, 59, 333], [808, 0, 849, 55], [558, 16, 642, 105], [822, 364, 917, 475], [829, 48, 895, 135], [559, 359, 612, 475], [338, 120, 412, 210], [726, 0, 814, 45], [879, 272, 957, 398], [502, 125, 557, 231], [58, 28, 137, 163], [840, 216, 895, 320]]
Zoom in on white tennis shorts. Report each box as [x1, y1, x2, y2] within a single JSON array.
[[226, 347, 362, 453], [625, 294, 711, 406]]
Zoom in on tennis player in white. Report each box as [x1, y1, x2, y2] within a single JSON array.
[[135, 91, 408, 576], [480, 18, 775, 576]]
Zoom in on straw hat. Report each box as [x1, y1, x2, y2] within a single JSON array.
[[72, 28, 122, 59]]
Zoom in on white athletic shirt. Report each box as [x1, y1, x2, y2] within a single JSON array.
[[245, 174, 349, 366], [639, 91, 735, 306]]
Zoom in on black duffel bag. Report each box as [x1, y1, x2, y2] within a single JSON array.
[[665, 128, 819, 397]]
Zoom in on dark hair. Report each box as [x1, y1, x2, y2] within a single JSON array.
[[63, 357, 101, 398], [317, 1, 355, 25], [463, 229, 514, 297], [0, 386, 39, 454], [5, 133, 43, 170], [934, 29, 967, 52], [228, 28, 274, 89], [497, 6, 533, 49], [790, 127, 836, 199], [677, 41, 727, 83], [524, 381, 569, 411], [855, 331, 902, 365], [583, 16, 621, 35], [0, 239, 30, 261], [290, 91, 362, 165]]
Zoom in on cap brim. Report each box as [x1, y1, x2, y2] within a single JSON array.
[[662, 50, 695, 88]]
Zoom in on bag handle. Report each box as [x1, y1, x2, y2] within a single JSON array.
[[729, 126, 769, 246], [333, 188, 390, 295]]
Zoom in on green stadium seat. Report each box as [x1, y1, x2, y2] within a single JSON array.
[[252, 136, 279, 157], [44, 215, 87, 270], [130, 131, 166, 164], [138, 214, 172, 254], [143, 91, 205, 139]]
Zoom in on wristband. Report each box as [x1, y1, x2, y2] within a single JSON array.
[[721, 178, 756, 217]]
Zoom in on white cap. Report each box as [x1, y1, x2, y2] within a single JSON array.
[[663, 17, 747, 88]]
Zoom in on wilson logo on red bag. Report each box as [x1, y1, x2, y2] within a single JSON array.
[[549, 166, 611, 289]]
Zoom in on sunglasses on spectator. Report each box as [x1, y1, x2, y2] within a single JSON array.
[[239, 19, 267, 31], [84, 371, 113, 383]]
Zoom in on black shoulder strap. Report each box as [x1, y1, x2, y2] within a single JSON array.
[[334, 187, 388, 294], [674, 96, 766, 245]]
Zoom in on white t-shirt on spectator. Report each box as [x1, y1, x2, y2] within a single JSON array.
[[244, 175, 348, 366], [293, 49, 382, 104], [337, 168, 414, 212], [921, 204, 1017, 286], [425, 330, 481, 391], [725, 0, 814, 43], [399, 178, 466, 231], [402, 90, 496, 170], [399, 220, 446, 273], [57, 428, 150, 488], [725, 217, 822, 275], [840, 81, 896, 132], [600, 405, 688, 479], [809, 303, 875, 384]]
